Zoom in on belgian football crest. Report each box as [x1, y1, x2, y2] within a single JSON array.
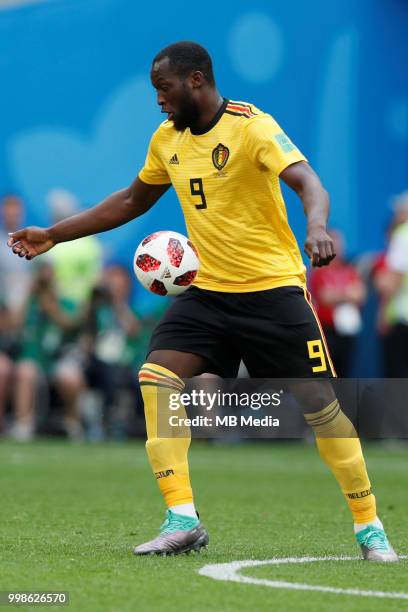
[[212, 143, 230, 171]]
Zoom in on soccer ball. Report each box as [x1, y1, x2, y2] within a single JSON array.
[[133, 230, 200, 296]]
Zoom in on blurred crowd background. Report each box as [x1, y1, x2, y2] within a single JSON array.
[[0, 0, 406, 441], [0, 190, 170, 440]]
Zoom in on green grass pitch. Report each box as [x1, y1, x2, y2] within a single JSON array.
[[1, 440, 407, 611]]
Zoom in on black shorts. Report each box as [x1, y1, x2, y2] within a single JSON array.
[[148, 285, 336, 378]]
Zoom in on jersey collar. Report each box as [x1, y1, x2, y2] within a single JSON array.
[[190, 98, 229, 136]]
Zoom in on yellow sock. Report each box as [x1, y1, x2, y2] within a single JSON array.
[[304, 399, 377, 524], [139, 363, 193, 507]]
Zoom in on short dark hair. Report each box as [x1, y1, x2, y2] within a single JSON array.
[[153, 41, 215, 85]]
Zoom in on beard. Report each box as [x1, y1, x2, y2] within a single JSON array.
[[172, 87, 200, 131]]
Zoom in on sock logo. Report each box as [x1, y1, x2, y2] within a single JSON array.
[[347, 488, 372, 499], [155, 469, 174, 479]]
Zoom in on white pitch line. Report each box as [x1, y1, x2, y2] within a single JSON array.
[[198, 555, 408, 600]]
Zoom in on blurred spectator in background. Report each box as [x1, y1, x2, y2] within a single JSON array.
[[371, 221, 395, 339], [0, 307, 12, 434], [43, 188, 104, 439], [10, 261, 80, 441], [309, 229, 366, 377], [0, 193, 31, 433], [0, 193, 32, 316], [373, 191, 408, 377], [47, 189, 103, 309], [80, 264, 141, 439]]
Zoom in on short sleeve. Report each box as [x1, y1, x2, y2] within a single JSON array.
[[138, 129, 171, 185], [386, 225, 408, 273], [243, 114, 307, 176]]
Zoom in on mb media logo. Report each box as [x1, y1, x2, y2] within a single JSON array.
[[155, 469, 174, 479], [169, 154, 179, 165]]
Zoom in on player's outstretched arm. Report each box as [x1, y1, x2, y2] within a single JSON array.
[[280, 161, 335, 267], [7, 178, 170, 260]]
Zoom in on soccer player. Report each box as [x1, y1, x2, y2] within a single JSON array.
[[8, 42, 397, 561]]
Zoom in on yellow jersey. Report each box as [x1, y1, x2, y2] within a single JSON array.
[[139, 99, 307, 292]]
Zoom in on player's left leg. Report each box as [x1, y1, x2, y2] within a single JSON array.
[[239, 285, 398, 561], [299, 289, 397, 561], [292, 381, 398, 562]]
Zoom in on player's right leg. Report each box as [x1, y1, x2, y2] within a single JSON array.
[[134, 349, 209, 556], [133, 287, 238, 556]]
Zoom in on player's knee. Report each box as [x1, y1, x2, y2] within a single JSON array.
[[145, 351, 205, 378], [143, 353, 175, 374]]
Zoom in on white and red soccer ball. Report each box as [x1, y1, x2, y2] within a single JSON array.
[[133, 231, 200, 296]]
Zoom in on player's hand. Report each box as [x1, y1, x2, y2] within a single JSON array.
[[7, 226, 55, 260], [304, 226, 336, 267]]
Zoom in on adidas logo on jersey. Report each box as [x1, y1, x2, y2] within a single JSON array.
[[169, 154, 179, 165]]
